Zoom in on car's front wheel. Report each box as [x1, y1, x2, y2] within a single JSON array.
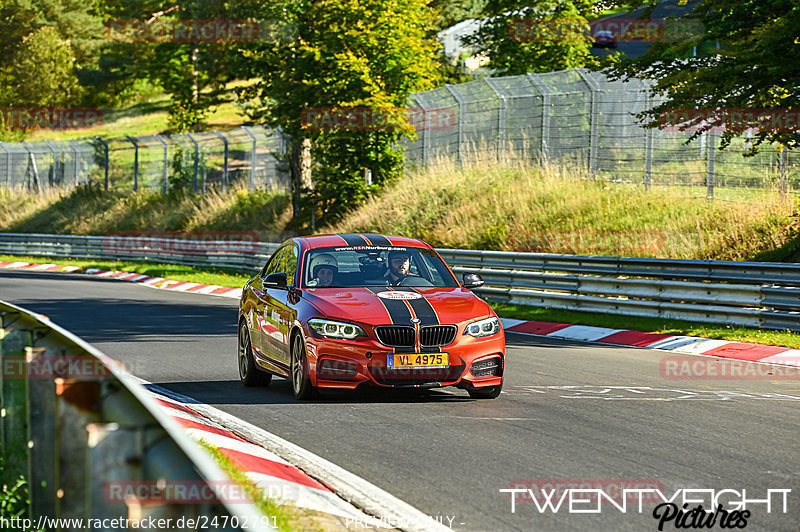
[[467, 382, 502, 399], [238, 321, 271, 387], [291, 332, 318, 400]]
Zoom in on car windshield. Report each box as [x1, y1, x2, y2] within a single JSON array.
[[303, 245, 458, 288]]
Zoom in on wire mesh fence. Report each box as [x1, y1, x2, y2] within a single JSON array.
[[0, 125, 290, 193], [0, 68, 797, 200], [405, 69, 799, 201]]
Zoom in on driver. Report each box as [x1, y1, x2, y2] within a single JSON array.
[[309, 253, 338, 287], [385, 250, 413, 286]]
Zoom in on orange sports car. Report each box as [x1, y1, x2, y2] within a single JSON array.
[[237, 234, 505, 399]]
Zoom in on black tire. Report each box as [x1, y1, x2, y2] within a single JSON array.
[[291, 332, 318, 400], [467, 381, 503, 399], [238, 321, 271, 387]]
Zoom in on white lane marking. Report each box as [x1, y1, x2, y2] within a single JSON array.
[[667, 339, 731, 356], [139, 380, 451, 532], [548, 325, 625, 342], [505, 385, 800, 401]]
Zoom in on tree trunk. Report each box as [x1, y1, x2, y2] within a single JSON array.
[[289, 137, 312, 220]]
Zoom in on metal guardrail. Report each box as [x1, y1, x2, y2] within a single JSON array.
[[0, 299, 273, 531], [1, 233, 799, 331]]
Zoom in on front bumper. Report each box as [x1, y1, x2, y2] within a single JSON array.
[[304, 329, 505, 390]]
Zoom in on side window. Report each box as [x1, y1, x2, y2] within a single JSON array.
[[280, 244, 299, 286], [261, 247, 287, 278]]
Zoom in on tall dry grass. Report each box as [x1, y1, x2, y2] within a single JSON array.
[[331, 156, 797, 260], [0, 183, 292, 239]]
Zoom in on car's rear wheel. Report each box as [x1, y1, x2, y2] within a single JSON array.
[[239, 321, 271, 387], [467, 381, 502, 399], [291, 333, 317, 400]]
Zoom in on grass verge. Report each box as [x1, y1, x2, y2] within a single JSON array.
[[197, 441, 325, 532], [491, 302, 800, 349]]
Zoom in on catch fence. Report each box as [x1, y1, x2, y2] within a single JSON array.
[[1, 69, 797, 200]]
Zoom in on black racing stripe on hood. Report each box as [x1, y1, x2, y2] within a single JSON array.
[[363, 234, 392, 246], [393, 287, 439, 325], [338, 233, 370, 246], [366, 287, 413, 325]]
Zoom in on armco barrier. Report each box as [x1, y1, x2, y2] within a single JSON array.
[[0, 299, 273, 530], [1, 233, 799, 331]]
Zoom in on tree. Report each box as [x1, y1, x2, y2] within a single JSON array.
[[603, 0, 800, 152], [238, 0, 442, 225], [7, 26, 82, 107], [463, 0, 600, 76]]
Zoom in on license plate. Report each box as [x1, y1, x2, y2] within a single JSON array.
[[388, 353, 449, 369]]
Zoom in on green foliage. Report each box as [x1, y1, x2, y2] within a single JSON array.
[[238, 0, 442, 225], [464, 0, 600, 75], [7, 26, 82, 107], [603, 0, 800, 153], [0, 456, 29, 521]]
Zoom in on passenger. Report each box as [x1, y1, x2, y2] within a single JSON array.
[[310, 253, 338, 287]]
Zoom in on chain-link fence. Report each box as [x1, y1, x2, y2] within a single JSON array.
[[405, 69, 799, 201], [0, 125, 290, 193], [1, 69, 797, 200]]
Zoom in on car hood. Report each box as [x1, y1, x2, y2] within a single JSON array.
[[301, 286, 492, 327]]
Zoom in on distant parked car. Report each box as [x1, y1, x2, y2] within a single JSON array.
[[593, 30, 618, 48], [237, 233, 506, 400]]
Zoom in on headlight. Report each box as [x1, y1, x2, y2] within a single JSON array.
[[464, 316, 500, 338], [309, 318, 366, 340]]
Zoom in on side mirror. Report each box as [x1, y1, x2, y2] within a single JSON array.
[[462, 272, 485, 289], [264, 272, 288, 288]]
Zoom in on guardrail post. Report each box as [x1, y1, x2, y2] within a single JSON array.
[[68, 140, 81, 186], [126, 135, 139, 192], [22, 142, 41, 192], [185, 133, 200, 193], [241, 126, 257, 190], [527, 73, 550, 164], [577, 69, 600, 179], [26, 345, 59, 520], [95, 137, 110, 190], [779, 144, 789, 201], [44, 140, 59, 187], [0, 316, 31, 486], [706, 131, 715, 201], [155, 134, 169, 193], [410, 94, 429, 166], [213, 130, 229, 189], [485, 79, 506, 162], [0, 141, 10, 186], [445, 84, 466, 166]]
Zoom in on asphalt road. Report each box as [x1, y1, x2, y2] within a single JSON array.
[[2, 269, 798, 531]]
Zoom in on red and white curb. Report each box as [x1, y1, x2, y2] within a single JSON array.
[[143, 384, 451, 532], [147, 390, 368, 522], [0, 261, 242, 299], [500, 318, 799, 368]]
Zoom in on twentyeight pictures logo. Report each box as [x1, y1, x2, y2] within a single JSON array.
[[501, 483, 790, 530]]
